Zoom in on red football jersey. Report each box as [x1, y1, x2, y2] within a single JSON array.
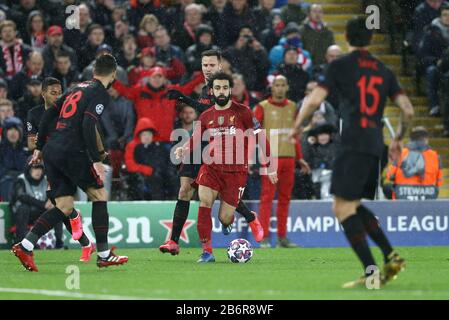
[[193, 102, 261, 172]]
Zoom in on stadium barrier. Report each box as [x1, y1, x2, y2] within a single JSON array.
[[0, 200, 448, 249]]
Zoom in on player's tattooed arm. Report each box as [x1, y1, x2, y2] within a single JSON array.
[[394, 94, 414, 141]]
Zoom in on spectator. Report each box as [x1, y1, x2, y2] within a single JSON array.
[[124, 117, 178, 200], [116, 34, 140, 70], [299, 4, 335, 66], [105, 86, 136, 178], [302, 122, 339, 199], [311, 44, 343, 110], [363, 0, 404, 34], [46, 0, 77, 26], [253, 0, 277, 38], [50, 51, 80, 91], [311, 44, 343, 81], [127, 0, 165, 31], [23, 10, 46, 52], [260, 9, 285, 51], [9, 0, 41, 40], [0, 20, 32, 79], [64, 3, 92, 52], [418, 3, 449, 116], [136, 14, 159, 49], [0, 98, 14, 136], [273, 46, 309, 102], [153, 26, 187, 83], [164, 0, 195, 32], [0, 117, 28, 202], [385, 126, 443, 199], [89, 0, 115, 27], [9, 51, 44, 101], [298, 81, 338, 128], [204, 0, 228, 48], [109, 17, 134, 53], [221, 0, 258, 47], [171, 3, 205, 51], [269, 22, 312, 73], [113, 66, 204, 142], [42, 25, 78, 76], [186, 24, 219, 74], [411, 0, 449, 52], [128, 46, 186, 86], [224, 26, 270, 92], [9, 161, 63, 246], [280, 0, 309, 26], [78, 24, 105, 72], [81, 44, 128, 84], [253, 75, 310, 248], [0, 78, 8, 99], [15, 75, 43, 125], [438, 46, 449, 136], [231, 73, 259, 108]]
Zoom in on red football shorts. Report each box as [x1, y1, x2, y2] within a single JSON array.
[[196, 164, 247, 207]]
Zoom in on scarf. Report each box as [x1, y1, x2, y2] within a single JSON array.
[[2, 41, 23, 77], [308, 20, 324, 31], [183, 21, 196, 41]]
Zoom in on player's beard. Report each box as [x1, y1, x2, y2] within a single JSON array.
[[214, 93, 231, 107]]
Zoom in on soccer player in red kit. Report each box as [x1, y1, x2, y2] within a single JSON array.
[[176, 72, 278, 262]]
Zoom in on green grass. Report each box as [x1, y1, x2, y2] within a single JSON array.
[[1, 247, 449, 300]]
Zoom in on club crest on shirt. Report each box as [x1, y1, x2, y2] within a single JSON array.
[[229, 115, 235, 125], [218, 116, 224, 125], [95, 104, 104, 115]]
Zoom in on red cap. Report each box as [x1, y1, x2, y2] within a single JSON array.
[[139, 47, 155, 58], [47, 25, 63, 37]]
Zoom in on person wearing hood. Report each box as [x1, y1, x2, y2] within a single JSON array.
[[0, 116, 29, 201], [113, 66, 204, 143], [268, 22, 312, 73], [9, 159, 64, 247], [273, 45, 309, 103], [418, 3, 449, 116], [386, 126, 443, 199], [124, 117, 178, 200], [298, 4, 335, 66], [302, 122, 339, 199], [260, 9, 285, 51], [185, 24, 220, 74]]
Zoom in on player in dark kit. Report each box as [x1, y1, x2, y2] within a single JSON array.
[[12, 54, 128, 271], [159, 50, 264, 263], [26, 77, 95, 262], [290, 17, 414, 288]]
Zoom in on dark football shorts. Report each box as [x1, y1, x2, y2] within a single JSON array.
[[43, 144, 103, 199], [178, 163, 202, 179], [330, 151, 380, 201]]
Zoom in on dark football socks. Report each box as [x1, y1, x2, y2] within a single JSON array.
[[92, 201, 109, 253], [236, 201, 255, 223], [170, 200, 190, 243], [63, 210, 90, 247], [341, 214, 377, 275], [357, 205, 394, 262], [22, 207, 67, 251]]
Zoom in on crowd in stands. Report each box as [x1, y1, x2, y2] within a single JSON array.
[[0, 0, 445, 211]]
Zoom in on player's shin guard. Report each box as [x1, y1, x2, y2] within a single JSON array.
[[22, 207, 67, 250], [197, 206, 212, 253], [341, 214, 377, 275], [63, 213, 90, 247], [92, 201, 109, 253], [357, 205, 393, 262], [236, 201, 255, 223], [170, 200, 190, 243]]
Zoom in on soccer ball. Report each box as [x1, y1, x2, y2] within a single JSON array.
[[36, 230, 56, 250], [227, 238, 253, 263]]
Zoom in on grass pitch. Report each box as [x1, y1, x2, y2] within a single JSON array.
[[0, 246, 448, 300]]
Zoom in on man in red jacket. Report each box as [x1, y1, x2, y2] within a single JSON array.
[[113, 66, 204, 143]]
